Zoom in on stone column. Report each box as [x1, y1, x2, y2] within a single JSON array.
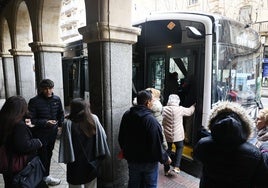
[[79, 0, 140, 187], [0, 57, 5, 98], [9, 49, 35, 102], [29, 42, 65, 105], [1, 53, 16, 97]]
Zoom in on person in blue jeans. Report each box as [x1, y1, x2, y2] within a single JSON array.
[[118, 90, 171, 188]]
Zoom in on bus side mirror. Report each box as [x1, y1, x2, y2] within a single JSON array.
[[185, 26, 204, 39]]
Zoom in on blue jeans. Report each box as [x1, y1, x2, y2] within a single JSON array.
[[128, 162, 158, 188]]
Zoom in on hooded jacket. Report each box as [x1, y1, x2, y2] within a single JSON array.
[[118, 105, 169, 164], [162, 94, 195, 142], [194, 101, 268, 188]]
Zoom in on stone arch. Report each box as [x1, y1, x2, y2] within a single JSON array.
[[6, 0, 36, 101], [1, 0, 27, 51], [16, 1, 32, 50], [42, 0, 62, 42], [24, 0, 64, 104], [26, 0, 62, 43], [0, 16, 16, 98], [0, 17, 12, 98], [0, 18, 11, 53]]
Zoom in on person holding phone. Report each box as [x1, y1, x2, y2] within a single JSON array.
[[28, 79, 64, 186]]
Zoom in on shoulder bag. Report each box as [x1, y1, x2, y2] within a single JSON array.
[[12, 156, 45, 188], [71, 122, 100, 175]]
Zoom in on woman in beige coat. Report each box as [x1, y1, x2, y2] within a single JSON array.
[[162, 94, 195, 176]]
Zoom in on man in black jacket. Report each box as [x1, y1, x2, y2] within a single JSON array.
[[118, 90, 171, 188], [28, 79, 64, 186]]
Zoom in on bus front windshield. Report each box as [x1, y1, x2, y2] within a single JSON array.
[[212, 19, 262, 107]]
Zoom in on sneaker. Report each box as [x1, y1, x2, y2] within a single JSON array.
[[43, 176, 61, 186], [164, 170, 173, 177], [172, 167, 180, 174]]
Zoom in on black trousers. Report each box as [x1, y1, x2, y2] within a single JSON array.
[[37, 129, 57, 177]]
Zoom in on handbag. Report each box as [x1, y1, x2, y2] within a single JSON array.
[[0, 145, 28, 174], [78, 137, 100, 175], [12, 156, 45, 188]]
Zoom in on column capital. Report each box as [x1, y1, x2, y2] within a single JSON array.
[[0, 52, 12, 58], [9, 49, 33, 56], [78, 22, 141, 44], [29, 42, 65, 53]]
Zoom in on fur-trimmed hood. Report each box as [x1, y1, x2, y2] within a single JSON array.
[[208, 101, 253, 146]]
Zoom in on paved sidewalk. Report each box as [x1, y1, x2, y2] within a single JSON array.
[[158, 167, 199, 188], [0, 139, 200, 187], [0, 98, 200, 187]]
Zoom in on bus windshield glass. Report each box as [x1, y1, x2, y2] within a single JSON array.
[[212, 19, 262, 106]]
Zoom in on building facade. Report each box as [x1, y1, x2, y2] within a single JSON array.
[[60, 0, 86, 43]]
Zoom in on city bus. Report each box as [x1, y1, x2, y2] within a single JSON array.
[[132, 11, 263, 173]]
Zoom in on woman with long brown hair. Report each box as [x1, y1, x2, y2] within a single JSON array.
[[0, 96, 43, 187], [59, 98, 110, 188]]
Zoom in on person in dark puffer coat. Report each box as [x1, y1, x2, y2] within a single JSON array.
[[194, 101, 268, 188], [28, 79, 64, 186]]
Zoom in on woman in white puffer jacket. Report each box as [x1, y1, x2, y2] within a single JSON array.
[[162, 94, 195, 176]]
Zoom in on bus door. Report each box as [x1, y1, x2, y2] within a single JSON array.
[[168, 46, 204, 159], [145, 47, 204, 160], [168, 54, 195, 148], [62, 57, 88, 106]]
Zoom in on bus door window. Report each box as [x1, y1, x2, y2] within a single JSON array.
[[71, 60, 81, 98], [165, 57, 187, 105], [147, 53, 166, 98], [168, 56, 196, 145], [68, 63, 76, 98], [62, 59, 73, 106], [164, 71, 179, 105], [174, 58, 188, 105]]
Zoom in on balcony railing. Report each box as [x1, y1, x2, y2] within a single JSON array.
[[252, 22, 268, 34], [61, 1, 76, 13], [61, 29, 79, 38]]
